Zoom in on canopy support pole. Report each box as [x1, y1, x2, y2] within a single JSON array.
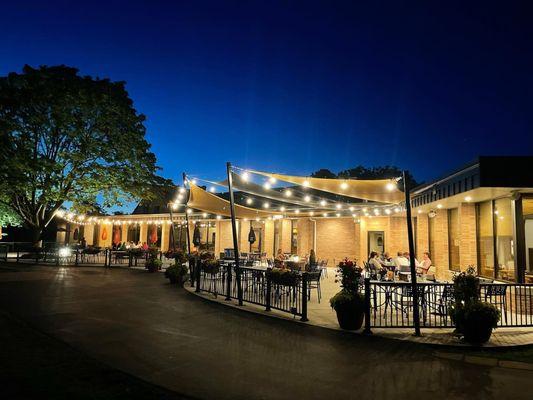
[[168, 204, 176, 253], [183, 173, 192, 256], [404, 170, 421, 336], [227, 162, 243, 306]]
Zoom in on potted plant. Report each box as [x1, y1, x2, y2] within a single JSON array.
[[145, 246, 162, 273], [268, 268, 299, 286], [165, 262, 189, 286], [462, 301, 500, 344], [449, 267, 500, 344], [330, 259, 365, 330], [202, 258, 220, 274]]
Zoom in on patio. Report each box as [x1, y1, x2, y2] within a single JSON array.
[[187, 264, 533, 347]]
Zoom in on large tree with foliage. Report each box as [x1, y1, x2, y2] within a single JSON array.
[[0, 65, 171, 244]]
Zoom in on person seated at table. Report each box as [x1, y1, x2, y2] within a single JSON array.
[[393, 252, 409, 269], [141, 242, 149, 251], [368, 252, 386, 277], [379, 252, 394, 269], [119, 242, 127, 251], [416, 252, 433, 274]]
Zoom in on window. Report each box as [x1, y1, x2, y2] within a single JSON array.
[[147, 224, 162, 247], [495, 198, 514, 281], [127, 224, 140, 243], [476, 201, 494, 278], [92, 224, 100, 246], [448, 209, 460, 271]]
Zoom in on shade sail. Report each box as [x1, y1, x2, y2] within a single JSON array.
[[248, 170, 404, 204], [187, 182, 281, 219]]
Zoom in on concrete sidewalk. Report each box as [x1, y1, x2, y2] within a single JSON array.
[[1, 265, 533, 399]]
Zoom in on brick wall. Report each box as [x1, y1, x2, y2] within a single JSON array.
[[416, 214, 429, 256], [430, 211, 450, 280], [315, 218, 357, 265], [459, 203, 478, 270]]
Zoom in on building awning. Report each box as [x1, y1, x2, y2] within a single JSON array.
[[248, 170, 404, 204], [187, 182, 282, 219]]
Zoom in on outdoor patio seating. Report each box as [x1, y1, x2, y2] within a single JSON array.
[[484, 284, 508, 323], [306, 271, 322, 303]]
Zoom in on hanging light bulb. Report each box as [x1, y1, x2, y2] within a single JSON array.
[[309, 211, 315, 216], [186, 208, 192, 214], [177, 194, 184, 201], [255, 217, 260, 222], [303, 180, 310, 187], [216, 215, 222, 220], [336, 213, 341, 217], [263, 202, 270, 209], [386, 182, 396, 191], [340, 182, 348, 190], [284, 189, 292, 197], [394, 207, 401, 213], [209, 186, 216, 193], [322, 212, 328, 217], [246, 198, 253, 205], [179, 187, 186, 194], [385, 209, 392, 215], [336, 203, 342, 210], [280, 206, 286, 212], [320, 200, 327, 207], [295, 209, 300, 214], [263, 182, 271, 190], [269, 177, 276, 184], [241, 171, 249, 182], [202, 212, 208, 218], [349, 206, 354, 212], [304, 195, 311, 202], [191, 179, 197, 185], [362, 207, 368, 212], [172, 203, 179, 210]]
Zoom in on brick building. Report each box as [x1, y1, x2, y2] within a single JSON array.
[[56, 156, 533, 283]]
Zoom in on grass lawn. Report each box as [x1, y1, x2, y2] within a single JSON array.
[[0, 311, 192, 400]]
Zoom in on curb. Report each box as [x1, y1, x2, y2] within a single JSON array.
[[435, 351, 533, 371]]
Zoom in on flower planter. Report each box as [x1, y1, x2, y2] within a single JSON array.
[[334, 302, 365, 330]]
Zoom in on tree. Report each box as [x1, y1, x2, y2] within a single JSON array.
[[310, 165, 419, 190], [0, 202, 21, 227], [310, 168, 336, 179], [0, 65, 171, 245]]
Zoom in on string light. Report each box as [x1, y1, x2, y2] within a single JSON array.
[[320, 200, 327, 207], [309, 211, 315, 216], [269, 177, 277, 184], [280, 206, 286, 212], [209, 186, 216, 193], [295, 209, 300, 214], [202, 212, 208, 218], [263, 182, 271, 190], [304, 195, 311, 202], [394, 207, 401, 213], [179, 187, 186, 194], [303, 180, 310, 187], [385, 209, 392, 215], [216, 215, 222, 220], [336, 203, 342, 210], [263, 202, 270, 209], [437, 204, 443, 209], [340, 182, 348, 190], [241, 171, 249, 182], [386, 182, 396, 191], [336, 213, 341, 217], [246, 198, 254, 205], [349, 206, 355, 212], [322, 212, 328, 217], [284, 189, 292, 197]]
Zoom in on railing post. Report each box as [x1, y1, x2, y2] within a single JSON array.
[[301, 272, 308, 322], [225, 263, 232, 301], [75, 249, 79, 266], [195, 258, 201, 293], [189, 257, 195, 287], [266, 271, 272, 311], [363, 277, 372, 335]]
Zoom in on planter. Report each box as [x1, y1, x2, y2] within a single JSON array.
[[330, 290, 365, 330], [463, 322, 493, 344], [462, 301, 500, 344], [334, 303, 365, 330]]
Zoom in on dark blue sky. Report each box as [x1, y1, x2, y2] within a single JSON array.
[[2, 0, 533, 185]]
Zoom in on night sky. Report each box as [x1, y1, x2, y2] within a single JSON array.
[[2, 1, 533, 187]]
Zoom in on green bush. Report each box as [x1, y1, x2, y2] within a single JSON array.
[[330, 290, 364, 311], [202, 259, 220, 274], [165, 262, 189, 285], [268, 268, 299, 286]]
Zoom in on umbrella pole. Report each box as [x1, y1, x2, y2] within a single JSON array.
[[403, 170, 421, 336], [183, 173, 192, 256], [227, 162, 243, 306]]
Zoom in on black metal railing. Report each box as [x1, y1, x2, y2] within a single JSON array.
[[195, 261, 308, 321], [367, 281, 533, 329]]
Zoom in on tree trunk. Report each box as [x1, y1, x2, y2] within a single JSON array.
[[30, 225, 43, 248]]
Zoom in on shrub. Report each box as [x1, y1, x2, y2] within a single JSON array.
[[335, 259, 362, 295], [462, 301, 500, 344], [330, 290, 364, 311], [165, 262, 189, 285], [202, 259, 220, 274], [268, 268, 299, 286]]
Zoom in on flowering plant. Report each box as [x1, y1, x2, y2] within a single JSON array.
[[335, 258, 362, 295]]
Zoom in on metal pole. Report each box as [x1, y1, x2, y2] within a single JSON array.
[[226, 162, 243, 306], [182, 173, 192, 256], [403, 170, 421, 336], [168, 202, 177, 253]]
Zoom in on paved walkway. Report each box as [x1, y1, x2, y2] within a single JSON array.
[[1, 265, 533, 399]]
